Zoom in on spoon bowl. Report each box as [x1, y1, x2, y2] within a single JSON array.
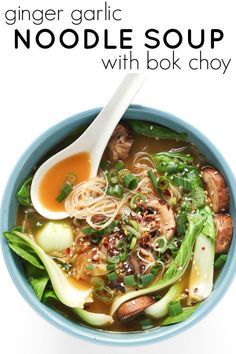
[[31, 74, 145, 220]]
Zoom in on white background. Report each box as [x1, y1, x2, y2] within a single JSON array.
[[0, 0, 235, 353]]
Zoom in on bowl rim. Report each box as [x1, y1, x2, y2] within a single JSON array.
[[1, 104, 236, 345]]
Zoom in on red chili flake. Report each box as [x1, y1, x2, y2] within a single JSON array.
[[66, 247, 71, 255], [202, 246, 206, 251], [164, 189, 171, 197]]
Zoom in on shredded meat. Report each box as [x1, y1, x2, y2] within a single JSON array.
[[107, 123, 134, 162], [144, 197, 176, 240]]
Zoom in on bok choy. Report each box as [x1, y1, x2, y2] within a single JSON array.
[[145, 282, 185, 319], [6, 231, 92, 308], [3, 230, 113, 326], [110, 210, 205, 315]]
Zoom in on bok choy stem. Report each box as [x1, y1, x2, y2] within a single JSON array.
[[188, 206, 216, 303]]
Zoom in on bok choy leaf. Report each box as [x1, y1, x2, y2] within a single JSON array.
[[25, 263, 49, 301], [128, 120, 188, 141], [4, 231, 93, 308], [161, 303, 200, 326], [3, 231, 113, 326]]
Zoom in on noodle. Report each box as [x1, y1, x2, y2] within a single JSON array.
[[65, 154, 155, 229]]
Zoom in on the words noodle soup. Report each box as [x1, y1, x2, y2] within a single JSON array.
[[4, 120, 233, 332]]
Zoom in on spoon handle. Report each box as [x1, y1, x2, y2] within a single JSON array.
[[81, 73, 145, 176]]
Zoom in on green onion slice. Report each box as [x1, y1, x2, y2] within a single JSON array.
[[138, 273, 155, 288], [130, 193, 147, 209], [108, 170, 119, 185], [100, 160, 112, 171], [90, 276, 105, 287], [157, 176, 169, 190], [130, 237, 137, 250], [114, 160, 125, 172], [107, 255, 120, 264], [56, 182, 73, 202], [124, 274, 137, 287], [106, 263, 116, 271], [107, 271, 118, 282], [94, 286, 114, 303], [123, 173, 139, 190], [107, 184, 123, 198], [147, 170, 159, 193]]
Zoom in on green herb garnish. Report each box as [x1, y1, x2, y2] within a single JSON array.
[[124, 274, 137, 287], [138, 273, 155, 288], [123, 173, 139, 190], [56, 182, 73, 202]]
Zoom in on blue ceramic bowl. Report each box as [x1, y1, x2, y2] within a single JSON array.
[[1, 105, 236, 345]]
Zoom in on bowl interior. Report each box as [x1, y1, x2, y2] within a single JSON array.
[[1, 105, 236, 345]]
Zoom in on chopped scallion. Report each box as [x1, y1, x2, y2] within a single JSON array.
[[147, 170, 159, 193], [107, 255, 120, 264], [151, 264, 161, 276], [119, 252, 127, 262], [100, 160, 112, 171], [114, 160, 125, 172], [94, 286, 114, 303], [130, 193, 146, 209], [56, 182, 73, 202], [107, 271, 118, 282], [107, 169, 119, 185], [138, 273, 155, 288], [90, 276, 104, 287], [123, 173, 139, 190], [124, 274, 137, 287], [106, 264, 116, 271], [107, 184, 123, 198], [157, 175, 169, 190], [130, 237, 137, 250]]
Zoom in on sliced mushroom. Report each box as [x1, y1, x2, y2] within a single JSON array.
[[202, 167, 229, 213], [144, 198, 176, 239], [116, 295, 155, 321], [214, 214, 233, 254], [107, 124, 134, 162], [126, 254, 141, 274]]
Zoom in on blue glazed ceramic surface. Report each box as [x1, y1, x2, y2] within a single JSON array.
[[1, 105, 236, 345]]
